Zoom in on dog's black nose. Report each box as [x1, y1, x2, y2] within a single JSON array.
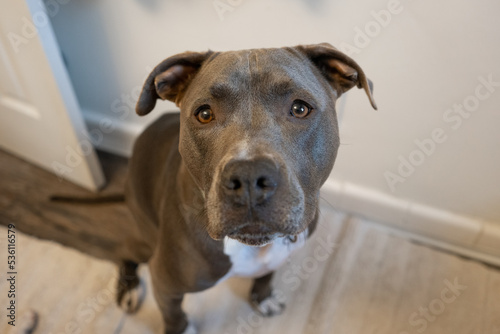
[[221, 158, 279, 206]]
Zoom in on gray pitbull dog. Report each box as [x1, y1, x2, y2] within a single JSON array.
[[119, 43, 376, 334]]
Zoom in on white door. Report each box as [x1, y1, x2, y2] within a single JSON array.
[[0, 0, 104, 191]]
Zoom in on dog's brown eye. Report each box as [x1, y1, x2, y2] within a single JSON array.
[[196, 108, 214, 124], [290, 100, 312, 118]]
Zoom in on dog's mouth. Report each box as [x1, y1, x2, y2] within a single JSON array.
[[227, 233, 277, 246], [224, 223, 284, 246], [227, 230, 303, 246]]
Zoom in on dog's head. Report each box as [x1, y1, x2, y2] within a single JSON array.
[[136, 43, 376, 246]]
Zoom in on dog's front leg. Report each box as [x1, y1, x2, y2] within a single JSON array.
[[250, 272, 286, 317], [155, 293, 192, 334], [116, 260, 145, 313], [150, 263, 194, 334]]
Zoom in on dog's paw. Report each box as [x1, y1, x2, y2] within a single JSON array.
[[250, 291, 286, 317], [14, 309, 38, 334], [119, 279, 146, 314]]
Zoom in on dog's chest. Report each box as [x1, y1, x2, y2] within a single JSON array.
[[220, 231, 308, 281]]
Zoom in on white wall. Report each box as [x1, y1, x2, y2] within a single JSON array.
[[48, 0, 500, 226]]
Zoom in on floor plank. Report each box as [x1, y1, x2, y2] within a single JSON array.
[[485, 270, 500, 333], [0, 229, 123, 334]]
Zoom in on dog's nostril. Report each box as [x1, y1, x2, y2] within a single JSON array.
[[256, 176, 275, 189], [228, 178, 241, 190]]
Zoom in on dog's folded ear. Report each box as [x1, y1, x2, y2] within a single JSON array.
[[136, 51, 213, 115], [296, 43, 377, 110]]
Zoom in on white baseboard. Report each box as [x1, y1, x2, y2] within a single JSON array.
[[321, 179, 500, 267], [84, 110, 500, 267]]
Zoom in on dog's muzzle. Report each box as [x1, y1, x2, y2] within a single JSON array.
[[217, 157, 288, 244]]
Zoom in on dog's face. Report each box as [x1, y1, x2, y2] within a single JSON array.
[[136, 44, 376, 246]]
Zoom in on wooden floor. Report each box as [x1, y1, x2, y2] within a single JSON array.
[[0, 149, 499, 334]]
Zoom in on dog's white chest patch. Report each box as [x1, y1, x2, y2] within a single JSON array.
[[220, 230, 308, 281]]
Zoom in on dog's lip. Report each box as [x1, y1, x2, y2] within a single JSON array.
[[227, 233, 280, 246]]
